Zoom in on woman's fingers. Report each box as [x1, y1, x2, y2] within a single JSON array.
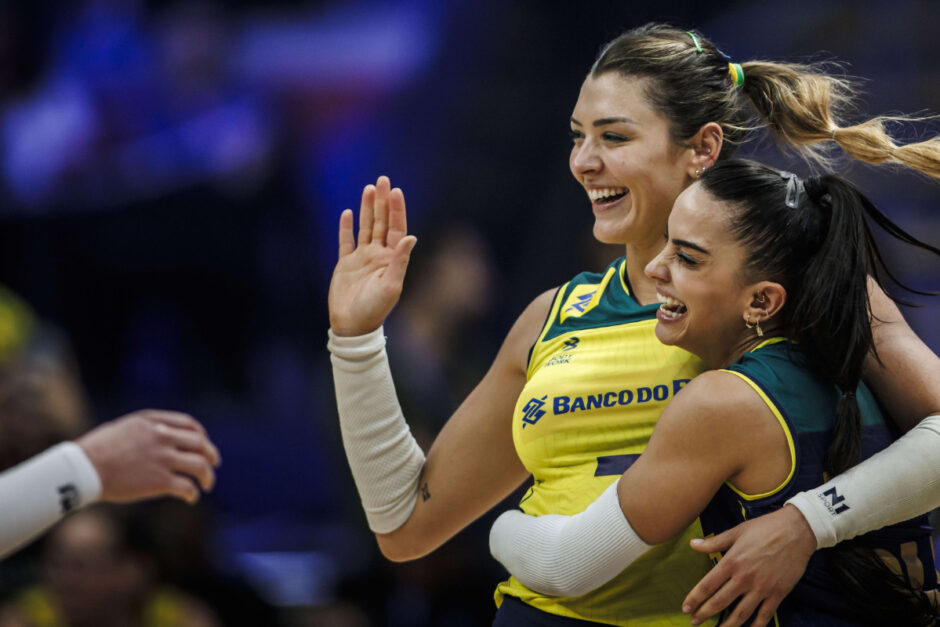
[[167, 474, 201, 504], [358, 184, 376, 246], [338, 209, 355, 258], [387, 187, 408, 248], [170, 451, 217, 492], [380, 235, 417, 296], [345, 176, 403, 256], [372, 176, 391, 245], [141, 409, 208, 435]]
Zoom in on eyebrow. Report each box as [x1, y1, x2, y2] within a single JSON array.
[[570, 116, 638, 127], [673, 238, 711, 255]]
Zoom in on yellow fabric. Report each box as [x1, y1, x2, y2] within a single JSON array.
[[496, 262, 716, 626], [12, 585, 200, 627], [0, 284, 35, 363]]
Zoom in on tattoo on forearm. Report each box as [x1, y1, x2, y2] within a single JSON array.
[[421, 482, 431, 501]]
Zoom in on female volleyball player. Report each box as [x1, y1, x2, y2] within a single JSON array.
[[489, 159, 940, 626], [329, 23, 940, 625]]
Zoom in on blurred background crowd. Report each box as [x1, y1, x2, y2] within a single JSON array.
[[0, 0, 936, 625]]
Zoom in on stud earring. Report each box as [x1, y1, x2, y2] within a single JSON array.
[[695, 167, 703, 178]]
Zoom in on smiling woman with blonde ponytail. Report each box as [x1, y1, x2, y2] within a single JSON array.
[[328, 21, 940, 627]]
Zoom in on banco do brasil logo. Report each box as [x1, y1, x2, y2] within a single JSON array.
[[522, 396, 548, 428]]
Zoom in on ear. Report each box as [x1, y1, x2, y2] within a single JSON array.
[[744, 281, 786, 325], [687, 122, 723, 179]]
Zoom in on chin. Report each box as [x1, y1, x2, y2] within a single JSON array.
[[592, 223, 618, 244], [654, 323, 679, 347], [592, 221, 631, 245]]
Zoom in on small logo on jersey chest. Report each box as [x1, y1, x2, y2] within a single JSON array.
[[559, 285, 601, 323], [545, 336, 580, 367], [522, 396, 548, 428], [565, 293, 594, 315]]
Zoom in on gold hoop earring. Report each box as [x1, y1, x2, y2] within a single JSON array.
[[744, 313, 764, 337]]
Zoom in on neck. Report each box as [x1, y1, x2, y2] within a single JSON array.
[[624, 239, 667, 305], [705, 329, 783, 371]]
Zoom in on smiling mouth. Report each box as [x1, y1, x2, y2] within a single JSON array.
[[587, 187, 628, 205], [657, 293, 687, 320]]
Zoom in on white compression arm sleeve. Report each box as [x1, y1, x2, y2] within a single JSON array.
[[0, 442, 101, 558], [489, 479, 651, 597], [328, 326, 425, 534], [787, 414, 940, 549]]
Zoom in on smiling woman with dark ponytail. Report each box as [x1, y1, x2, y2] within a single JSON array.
[[489, 159, 940, 626]]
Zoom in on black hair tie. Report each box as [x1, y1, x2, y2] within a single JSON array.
[[804, 175, 829, 205]]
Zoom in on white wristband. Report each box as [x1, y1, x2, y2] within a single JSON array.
[[786, 414, 940, 549], [328, 326, 425, 534], [489, 479, 651, 597], [0, 441, 102, 558]]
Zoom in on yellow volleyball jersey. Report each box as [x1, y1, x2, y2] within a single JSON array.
[[495, 257, 716, 626]]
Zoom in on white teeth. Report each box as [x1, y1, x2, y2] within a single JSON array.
[[657, 293, 687, 319], [659, 307, 684, 320], [656, 293, 685, 308], [587, 187, 628, 202]]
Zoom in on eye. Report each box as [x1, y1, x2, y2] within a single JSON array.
[[569, 129, 584, 142], [602, 132, 629, 143], [676, 250, 699, 266]]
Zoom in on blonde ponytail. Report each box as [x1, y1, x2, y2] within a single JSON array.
[[741, 61, 940, 179], [593, 24, 940, 180]]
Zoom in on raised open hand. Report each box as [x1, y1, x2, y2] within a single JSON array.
[[328, 176, 417, 336]]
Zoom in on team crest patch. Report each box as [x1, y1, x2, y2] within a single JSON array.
[[560, 284, 601, 323]]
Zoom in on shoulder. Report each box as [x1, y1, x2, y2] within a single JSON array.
[[668, 370, 768, 420], [651, 370, 770, 454], [497, 287, 560, 373], [515, 288, 559, 336]]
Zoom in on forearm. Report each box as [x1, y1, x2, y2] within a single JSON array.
[[0, 442, 101, 558], [787, 414, 940, 548], [489, 479, 651, 597], [328, 326, 425, 534], [865, 279, 940, 431]]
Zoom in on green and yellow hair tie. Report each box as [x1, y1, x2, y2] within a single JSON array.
[[728, 62, 745, 87], [686, 31, 703, 54]]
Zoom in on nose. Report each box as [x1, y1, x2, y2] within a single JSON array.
[[570, 139, 602, 178], [645, 247, 671, 283]]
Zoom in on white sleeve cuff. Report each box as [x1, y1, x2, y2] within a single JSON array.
[[0, 441, 102, 558], [786, 414, 940, 549]]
